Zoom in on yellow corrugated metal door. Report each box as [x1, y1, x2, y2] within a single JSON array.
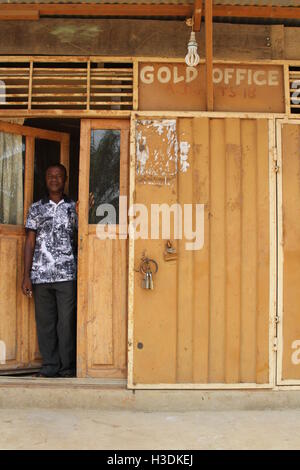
[[278, 122, 300, 385], [129, 116, 272, 388]]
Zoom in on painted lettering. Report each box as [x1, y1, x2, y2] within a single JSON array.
[[140, 65, 198, 85], [157, 66, 171, 84], [213, 68, 223, 84], [140, 65, 154, 84], [236, 69, 247, 85], [291, 80, 300, 105], [291, 340, 300, 365], [253, 70, 267, 86], [173, 66, 185, 84], [186, 66, 198, 83]]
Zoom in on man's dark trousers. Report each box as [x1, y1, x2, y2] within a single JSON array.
[[33, 281, 77, 377]]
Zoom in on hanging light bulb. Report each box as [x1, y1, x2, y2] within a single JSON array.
[[185, 31, 200, 67]]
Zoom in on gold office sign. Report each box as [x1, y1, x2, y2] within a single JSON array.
[[138, 62, 285, 113]]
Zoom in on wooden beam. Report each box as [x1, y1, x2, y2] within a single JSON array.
[[193, 0, 203, 32], [205, 0, 213, 111], [0, 10, 39, 21], [213, 5, 300, 20], [0, 4, 193, 18], [0, 4, 299, 20]]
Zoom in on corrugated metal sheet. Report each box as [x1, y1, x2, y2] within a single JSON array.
[[280, 122, 300, 383], [131, 117, 270, 386]]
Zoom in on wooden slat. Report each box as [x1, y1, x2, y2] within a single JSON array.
[[224, 118, 241, 384], [205, 0, 213, 111], [17, 4, 193, 18], [86, 60, 91, 111], [0, 120, 70, 142], [177, 118, 194, 383], [192, 117, 210, 383], [0, 102, 29, 105], [209, 118, 225, 383], [33, 76, 86, 81], [28, 61, 33, 110], [76, 119, 91, 378], [256, 119, 269, 384], [112, 239, 127, 378], [91, 93, 133, 97], [0, 10, 39, 21], [240, 120, 257, 383], [0, 4, 299, 20], [32, 93, 87, 97], [91, 76, 133, 83]]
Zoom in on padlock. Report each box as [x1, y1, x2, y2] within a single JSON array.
[[142, 273, 148, 289], [140, 256, 158, 290], [148, 271, 154, 290], [142, 272, 149, 289]]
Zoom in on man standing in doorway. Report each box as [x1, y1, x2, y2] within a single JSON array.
[[22, 164, 79, 378]]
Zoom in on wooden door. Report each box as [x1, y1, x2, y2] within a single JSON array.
[[77, 119, 129, 378], [0, 120, 70, 373], [128, 116, 274, 388], [277, 121, 300, 385]]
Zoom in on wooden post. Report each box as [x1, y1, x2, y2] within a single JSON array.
[[193, 0, 203, 32], [205, 0, 213, 111]]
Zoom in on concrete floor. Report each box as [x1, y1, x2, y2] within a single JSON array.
[[1, 408, 300, 450]]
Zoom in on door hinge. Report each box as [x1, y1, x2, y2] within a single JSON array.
[[275, 315, 280, 324], [273, 336, 278, 352], [273, 162, 280, 173]]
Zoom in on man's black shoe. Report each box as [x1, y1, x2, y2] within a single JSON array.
[[58, 371, 76, 378], [35, 372, 59, 378]]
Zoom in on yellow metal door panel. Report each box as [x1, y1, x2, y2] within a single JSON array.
[[129, 116, 271, 387], [278, 122, 300, 384]]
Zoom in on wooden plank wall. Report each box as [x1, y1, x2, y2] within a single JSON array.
[[133, 117, 270, 385], [0, 20, 295, 60]]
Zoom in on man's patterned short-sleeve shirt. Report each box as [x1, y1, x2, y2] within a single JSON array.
[[25, 195, 78, 284]]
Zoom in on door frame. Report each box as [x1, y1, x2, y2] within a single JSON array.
[[0, 119, 70, 372], [276, 118, 300, 387], [77, 118, 130, 378], [128, 112, 278, 390]]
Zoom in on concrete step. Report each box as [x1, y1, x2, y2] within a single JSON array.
[[1, 378, 300, 411]]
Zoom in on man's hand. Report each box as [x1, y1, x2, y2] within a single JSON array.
[[89, 192, 95, 209], [76, 192, 95, 215], [22, 276, 33, 298]]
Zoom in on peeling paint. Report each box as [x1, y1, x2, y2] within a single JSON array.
[[50, 25, 102, 43], [179, 141, 190, 173], [136, 119, 191, 185], [136, 130, 149, 176]]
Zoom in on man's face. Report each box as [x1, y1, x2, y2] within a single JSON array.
[[45, 166, 66, 193]]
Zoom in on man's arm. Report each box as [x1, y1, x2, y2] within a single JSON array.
[[22, 230, 36, 297]]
